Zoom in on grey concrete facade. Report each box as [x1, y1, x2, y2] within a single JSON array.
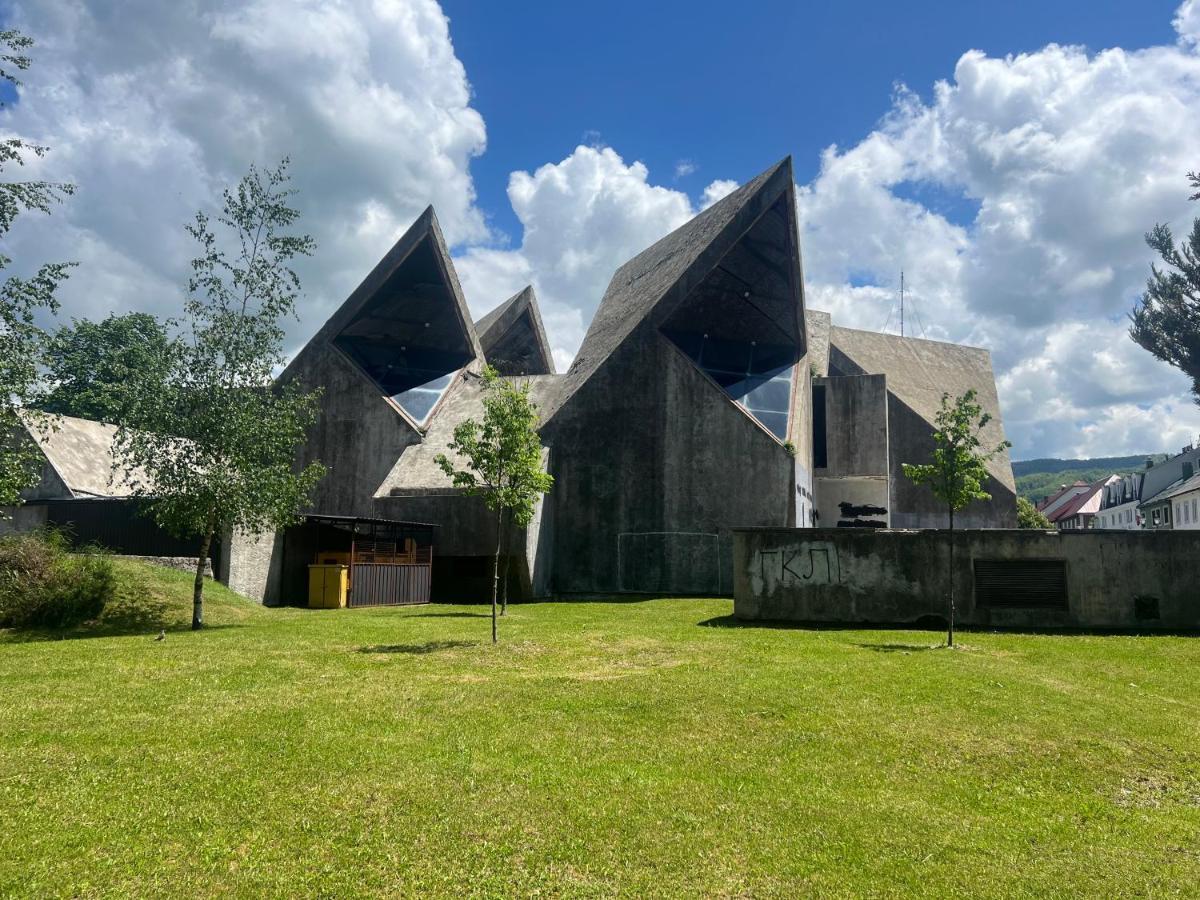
[[4, 158, 1017, 604], [734, 527, 1200, 630]]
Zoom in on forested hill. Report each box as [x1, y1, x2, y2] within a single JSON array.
[[1013, 454, 1169, 502]]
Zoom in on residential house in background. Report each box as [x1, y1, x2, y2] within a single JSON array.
[[1047, 475, 1119, 530], [1037, 481, 1091, 519], [1163, 473, 1200, 530], [1137, 445, 1200, 531], [1095, 471, 1144, 530]]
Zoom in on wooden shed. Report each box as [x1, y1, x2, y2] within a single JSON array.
[[289, 514, 436, 608]]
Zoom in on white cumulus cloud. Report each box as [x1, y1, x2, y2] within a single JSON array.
[[4, 0, 488, 344], [791, 7, 1200, 458], [10, 0, 1200, 460]]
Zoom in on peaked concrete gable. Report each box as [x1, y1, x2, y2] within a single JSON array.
[[828, 326, 1015, 491], [280, 206, 483, 429], [475, 285, 555, 376], [550, 158, 802, 420]]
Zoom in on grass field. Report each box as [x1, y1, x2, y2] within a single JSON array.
[[2, 560, 1200, 896]]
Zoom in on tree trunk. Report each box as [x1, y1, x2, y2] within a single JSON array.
[[193, 529, 214, 631], [491, 506, 502, 643], [947, 505, 955, 648], [500, 508, 511, 616]]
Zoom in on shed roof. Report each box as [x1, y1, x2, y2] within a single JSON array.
[[22, 413, 146, 498]]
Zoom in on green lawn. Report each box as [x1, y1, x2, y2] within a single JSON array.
[[2, 560, 1199, 897]]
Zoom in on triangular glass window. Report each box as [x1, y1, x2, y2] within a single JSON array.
[[663, 329, 795, 439], [659, 194, 801, 441], [332, 235, 475, 425]]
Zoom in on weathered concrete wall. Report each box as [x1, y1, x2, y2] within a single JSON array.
[[0, 504, 49, 535], [734, 527, 1200, 630], [813, 373, 890, 527], [219, 529, 284, 606], [816, 374, 888, 478], [545, 331, 795, 596], [285, 343, 422, 517], [814, 476, 890, 528], [887, 395, 1016, 528]]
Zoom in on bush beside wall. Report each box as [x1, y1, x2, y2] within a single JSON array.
[[0, 531, 115, 629]]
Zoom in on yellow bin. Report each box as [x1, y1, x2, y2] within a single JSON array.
[[308, 564, 349, 608]]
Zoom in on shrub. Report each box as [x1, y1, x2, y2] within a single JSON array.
[[0, 531, 115, 629]]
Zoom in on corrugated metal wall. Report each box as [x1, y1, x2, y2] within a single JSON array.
[[348, 563, 431, 607], [37, 499, 219, 570]]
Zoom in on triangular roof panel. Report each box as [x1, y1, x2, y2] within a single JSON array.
[[828, 326, 1016, 491], [475, 285, 555, 376], [281, 206, 482, 428], [551, 158, 803, 419]]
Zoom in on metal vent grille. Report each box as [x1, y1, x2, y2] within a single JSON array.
[[974, 559, 1068, 610]]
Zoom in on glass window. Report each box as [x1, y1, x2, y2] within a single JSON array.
[[393, 372, 455, 423], [334, 337, 470, 425], [663, 330, 795, 440]]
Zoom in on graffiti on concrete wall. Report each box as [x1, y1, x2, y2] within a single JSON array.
[[752, 541, 842, 594]]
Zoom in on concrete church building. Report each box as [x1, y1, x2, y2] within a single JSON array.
[[6, 158, 1015, 604], [266, 157, 1015, 603]]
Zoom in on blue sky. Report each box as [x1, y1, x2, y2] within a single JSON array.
[[443, 0, 1181, 241], [7, 0, 1200, 458]]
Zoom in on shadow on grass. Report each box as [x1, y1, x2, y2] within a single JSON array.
[[697, 615, 949, 633], [1, 591, 248, 644], [358, 639, 478, 654], [2, 620, 243, 643], [854, 642, 943, 653], [405, 611, 491, 619], [698, 614, 1200, 639]]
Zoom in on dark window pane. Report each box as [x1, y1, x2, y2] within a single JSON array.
[[741, 373, 792, 412], [701, 337, 752, 372], [747, 409, 789, 439], [393, 372, 454, 423]]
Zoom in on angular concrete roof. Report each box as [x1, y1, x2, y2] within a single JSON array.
[[377, 372, 564, 495], [551, 158, 801, 417], [475, 285, 555, 376], [805, 309, 832, 377], [280, 205, 482, 384], [828, 326, 1016, 491], [23, 414, 144, 498]]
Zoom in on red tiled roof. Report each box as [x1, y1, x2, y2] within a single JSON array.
[[1037, 480, 1089, 512], [1048, 477, 1114, 522]]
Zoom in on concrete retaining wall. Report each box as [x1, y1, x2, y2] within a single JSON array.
[[733, 527, 1200, 630]]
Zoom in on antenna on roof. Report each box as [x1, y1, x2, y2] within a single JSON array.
[[899, 270, 905, 338]]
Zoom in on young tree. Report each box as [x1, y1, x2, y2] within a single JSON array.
[[41, 312, 171, 427], [115, 160, 325, 629], [0, 30, 75, 511], [435, 367, 553, 643], [1130, 170, 1200, 396], [902, 389, 1011, 647], [1016, 496, 1052, 529]]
